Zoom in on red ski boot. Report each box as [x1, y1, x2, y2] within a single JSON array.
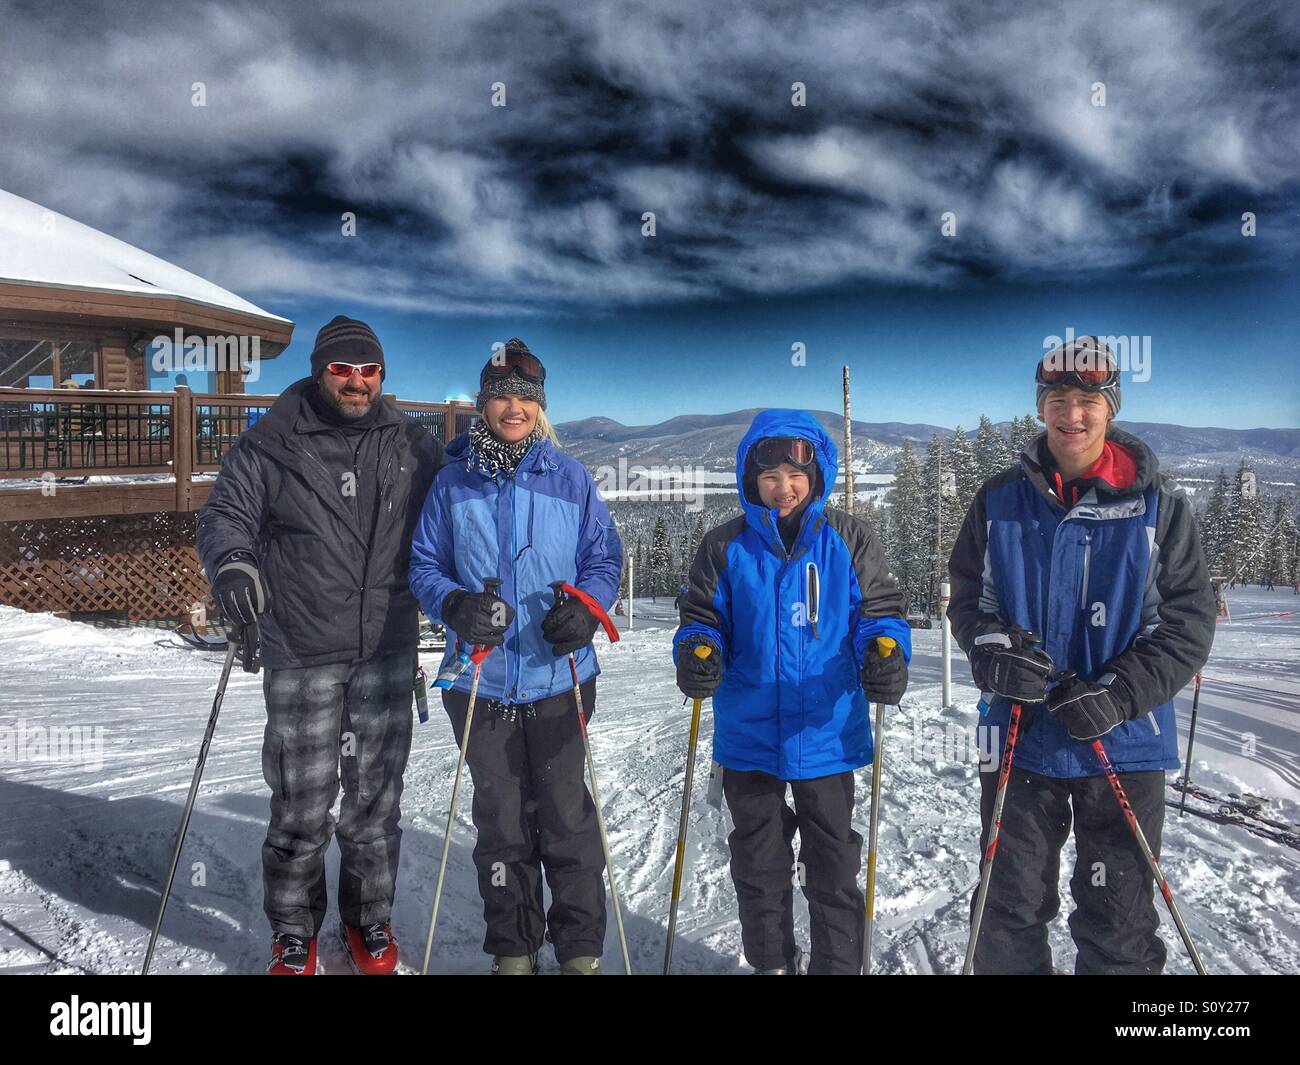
[[339, 922, 399, 975], [267, 932, 317, 975]]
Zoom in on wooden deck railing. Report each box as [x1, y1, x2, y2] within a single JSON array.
[[0, 386, 476, 517]]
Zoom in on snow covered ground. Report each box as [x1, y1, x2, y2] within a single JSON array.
[[0, 587, 1296, 975]]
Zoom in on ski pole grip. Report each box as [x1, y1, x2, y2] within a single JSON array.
[[470, 577, 505, 664], [559, 581, 621, 644], [876, 636, 896, 659]]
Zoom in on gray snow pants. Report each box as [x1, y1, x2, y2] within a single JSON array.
[[260, 649, 416, 940]]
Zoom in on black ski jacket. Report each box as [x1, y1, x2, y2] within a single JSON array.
[[197, 378, 445, 669]]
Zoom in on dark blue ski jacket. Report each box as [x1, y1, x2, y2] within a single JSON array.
[[948, 429, 1215, 777], [674, 410, 911, 781]]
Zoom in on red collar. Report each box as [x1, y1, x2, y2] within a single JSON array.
[[1052, 439, 1137, 506]]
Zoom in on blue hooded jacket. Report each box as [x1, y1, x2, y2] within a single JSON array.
[[674, 410, 911, 780], [409, 431, 623, 704]]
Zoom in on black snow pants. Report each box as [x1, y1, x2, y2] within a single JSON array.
[[972, 765, 1168, 974], [722, 768, 865, 974], [442, 679, 606, 963]]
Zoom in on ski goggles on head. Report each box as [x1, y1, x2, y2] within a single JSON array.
[[1035, 347, 1118, 390], [482, 346, 546, 385], [751, 436, 816, 470], [324, 361, 383, 379]]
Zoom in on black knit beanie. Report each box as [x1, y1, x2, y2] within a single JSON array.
[[310, 316, 385, 380]]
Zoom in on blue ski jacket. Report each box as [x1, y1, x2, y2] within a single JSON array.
[[674, 409, 911, 781], [409, 431, 623, 704], [947, 429, 1216, 777]]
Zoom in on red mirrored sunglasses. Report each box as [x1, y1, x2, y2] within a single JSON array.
[[325, 362, 383, 379]]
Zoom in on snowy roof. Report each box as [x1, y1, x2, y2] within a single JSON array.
[[0, 188, 289, 324]]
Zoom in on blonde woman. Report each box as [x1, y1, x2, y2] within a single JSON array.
[[410, 339, 623, 975]]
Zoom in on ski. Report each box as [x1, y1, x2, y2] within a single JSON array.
[[1165, 799, 1300, 851], [173, 627, 229, 652], [1169, 780, 1298, 833]]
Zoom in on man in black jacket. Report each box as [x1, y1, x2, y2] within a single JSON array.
[[198, 316, 445, 975]]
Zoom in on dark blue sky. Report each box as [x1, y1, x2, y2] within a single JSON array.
[[2, 0, 1297, 429], [258, 265, 1299, 428]]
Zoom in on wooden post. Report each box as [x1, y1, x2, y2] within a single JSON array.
[[174, 386, 194, 512], [842, 365, 853, 516]]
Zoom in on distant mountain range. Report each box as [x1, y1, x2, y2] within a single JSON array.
[[554, 409, 1300, 484]]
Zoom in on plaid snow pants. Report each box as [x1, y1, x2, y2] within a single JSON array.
[[260, 649, 416, 940]]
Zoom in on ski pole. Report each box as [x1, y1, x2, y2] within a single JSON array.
[[1091, 738, 1208, 975], [663, 643, 713, 975], [962, 700, 1024, 975], [1177, 672, 1203, 818], [142, 638, 239, 975], [862, 635, 897, 975], [551, 581, 631, 974], [422, 578, 502, 975]]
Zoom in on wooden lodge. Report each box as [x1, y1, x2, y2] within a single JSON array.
[[0, 188, 474, 623]]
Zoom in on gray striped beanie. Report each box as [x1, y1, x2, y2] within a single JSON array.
[[310, 316, 385, 380]]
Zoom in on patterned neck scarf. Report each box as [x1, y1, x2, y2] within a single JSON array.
[[468, 417, 543, 475]]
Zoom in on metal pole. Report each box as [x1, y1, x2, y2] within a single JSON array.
[[1092, 739, 1207, 974], [861, 636, 898, 974], [940, 580, 952, 709], [422, 649, 489, 975], [1178, 672, 1203, 818], [963, 702, 1024, 975], [142, 641, 238, 975], [568, 653, 632, 974], [843, 364, 854, 516], [663, 644, 713, 974], [628, 551, 634, 632]]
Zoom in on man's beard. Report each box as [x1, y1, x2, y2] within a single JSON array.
[[326, 387, 374, 420]]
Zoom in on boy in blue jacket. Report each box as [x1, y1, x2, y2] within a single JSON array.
[[949, 337, 1215, 974], [674, 409, 911, 974]]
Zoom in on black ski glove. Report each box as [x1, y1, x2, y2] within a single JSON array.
[[677, 638, 723, 699], [212, 550, 267, 627], [969, 626, 1054, 704], [860, 637, 907, 704], [1046, 672, 1128, 741], [541, 596, 601, 657], [442, 588, 515, 647]]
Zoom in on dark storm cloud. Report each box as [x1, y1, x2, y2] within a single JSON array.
[[1, 0, 1296, 314]]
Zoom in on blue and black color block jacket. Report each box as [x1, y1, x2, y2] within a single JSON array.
[[674, 409, 911, 781], [947, 428, 1215, 777]]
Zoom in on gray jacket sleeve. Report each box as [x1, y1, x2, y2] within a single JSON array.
[[196, 438, 271, 576], [947, 478, 1005, 655], [1102, 480, 1216, 717]]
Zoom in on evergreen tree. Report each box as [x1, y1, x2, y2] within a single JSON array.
[[1263, 498, 1296, 589], [922, 434, 958, 612], [950, 425, 980, 516], [886, 440, 927, 610], [1007, 413, 1040, 456], [1225, 460, 1266, 585], [974, 414, 1013, 484], [1199, 469, 1232, 576], [650, 516, 672, 595]]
